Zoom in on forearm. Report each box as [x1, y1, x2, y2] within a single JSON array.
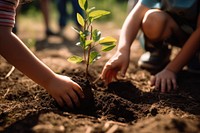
[[0, 29, 55, 89], [166, 28, 200, 73], [117, 3, 149, 52]]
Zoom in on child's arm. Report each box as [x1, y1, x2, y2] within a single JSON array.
[[0, 26, 84, 108], [101, 2, 149, 84], [151, 13, 200, 92]]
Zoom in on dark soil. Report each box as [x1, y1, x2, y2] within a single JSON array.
[[1, 23, 200, 133]]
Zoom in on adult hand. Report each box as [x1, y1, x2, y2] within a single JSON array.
[[151, 69, 177, 93]]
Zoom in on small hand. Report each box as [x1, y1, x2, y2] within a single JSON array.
[[151, 69, 177, 93], [101, 51, 129, 84], [47, 74, 84, 109]]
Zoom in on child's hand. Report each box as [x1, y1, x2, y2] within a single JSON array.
[[150, 69, 177, 93], [46, 74, 84, 109], [101, 51, 130, 84]]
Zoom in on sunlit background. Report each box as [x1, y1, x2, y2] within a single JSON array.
[[16, 0, 130, 46]]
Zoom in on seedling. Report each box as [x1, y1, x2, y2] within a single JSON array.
[[68, 0, 117, 78]]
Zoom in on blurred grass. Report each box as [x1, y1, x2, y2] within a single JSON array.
[[18, 0, 129, 48], [19, 0, 128, 27]]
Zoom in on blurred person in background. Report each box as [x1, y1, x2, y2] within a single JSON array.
[[56, 0, 83, 37], [40, 0, 58, 37], [13, 0, 58, 38]]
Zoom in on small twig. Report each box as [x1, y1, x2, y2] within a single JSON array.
[[93, 76, 101, 84], [106, 121, 127, 127], [3, 88, 10, 98], [5, 66, 15, 79]]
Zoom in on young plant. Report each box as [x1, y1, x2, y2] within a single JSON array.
[[68, 0, 117, 78]]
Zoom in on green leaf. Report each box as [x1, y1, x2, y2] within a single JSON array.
[[89, 10, 110, 20], [89, 17, 94, 23], [79, 32, 86, 47], [87, 7, 95, 13], [85, 40, 93, 48], [89, 51, 101, 64], [77, 13, 85, 27], [101, 44, 116, 52], [67, 56, 83, 63], [99, 36, 117, 44], [78, 0, 88, 10], [92, 29, 101, 42]]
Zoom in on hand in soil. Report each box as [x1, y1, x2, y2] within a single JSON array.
[[151, 69, 177, 93], [46, 74, 84, 109], [101, 50, 130, 84]]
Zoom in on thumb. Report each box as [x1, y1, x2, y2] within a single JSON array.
[[150, 75, 156, 86]]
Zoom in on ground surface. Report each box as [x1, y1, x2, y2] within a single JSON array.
[[0, 21, 200, 133]]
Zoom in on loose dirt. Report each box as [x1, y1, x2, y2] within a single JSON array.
[[0, 22, 200, 133]]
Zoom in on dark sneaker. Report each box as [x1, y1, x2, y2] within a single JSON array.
[[46, 29, 59, 37], [138, 42, 171, 71], [187, 52, 200, 73]]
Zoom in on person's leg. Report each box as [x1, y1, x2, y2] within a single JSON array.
[[142, 9, 188, 45], [71, 0, 83, 28], [138, 9, 188, 71], [39, 0, 57, 37], [57, 0, 68, 29]]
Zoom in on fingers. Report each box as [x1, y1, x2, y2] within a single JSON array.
[[155, 78, 161, 90], [72, 82, 84, 99], [167, 79, 172, 92], [150, 76, 156, 86], [62, 94, 74, 108], [161, 79, 166, 93], [121, 64, 128, 77], [56, 97, 65, 107], [57, 88, 82, 109], [55, 90, 77, 109], [101, 63, 110, 80], [104, 69, 118, 85], [153, 77, 177, 93], [66, 89, 81, 108], [172, 79, 177, 90], [105, 70, 112, 85], [101, 63, 118, 84]]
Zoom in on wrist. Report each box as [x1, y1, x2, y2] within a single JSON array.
[[117, 45, 130, 54], [164, 67, 178, 74], [42, 73, 57, 90]]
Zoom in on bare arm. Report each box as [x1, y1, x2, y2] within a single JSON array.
[[101, 2, 149, 83], [0, 26, 55, 88], [166, 14, 200, 73], [0, 26, 84, 108], [151, 14, 200, 93], [118, 2, 149, 52]]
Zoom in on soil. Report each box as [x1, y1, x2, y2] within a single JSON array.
[[0, 22, 200, 133]]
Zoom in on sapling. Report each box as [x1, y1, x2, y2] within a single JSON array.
[[68, 0, 117, 79]]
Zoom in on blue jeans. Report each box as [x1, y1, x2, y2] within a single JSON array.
[[57, 0, 83, 28]]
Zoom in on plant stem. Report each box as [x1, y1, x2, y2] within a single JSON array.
[[85, 25, 93, 78], [86, 45, 91, 78], [83, 19, 87, 62]]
